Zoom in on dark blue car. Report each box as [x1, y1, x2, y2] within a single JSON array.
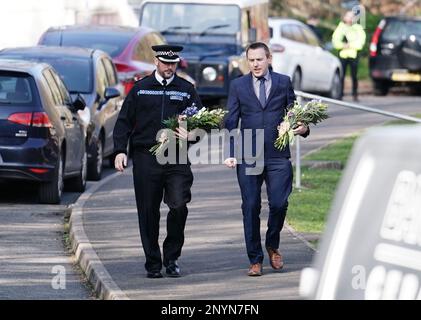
[[0, 46, 123, 181], [0, 59, 87, 203]]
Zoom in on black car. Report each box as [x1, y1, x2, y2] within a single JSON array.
[[0, 59, 87, 203], [0, 46, 123, 180], [369, 16, 421, 95]]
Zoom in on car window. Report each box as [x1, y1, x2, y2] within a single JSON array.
[[49, 69, 72, 106], [290, 25, 306, 43], [102, 58, 118, 86], [148, 32, 166, 46], [96, 59, 109, 95], [301, 26, 320, 46], [0, 54, 93, 94], [0, 73, 34, 105], [133, 35, 155, 64], [43, 69, 64, 106], [41, 31, 134, 58], [39, 30, 61, 45], [281, 24, 306, 43], [281, 25, 294, 41], [382, 20, 421, 43]]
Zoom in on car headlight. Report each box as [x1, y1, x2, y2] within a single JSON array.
[[202, 66, 217, 82]]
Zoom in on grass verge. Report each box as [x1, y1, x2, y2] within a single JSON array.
[[287, 114, 421, 236], [287, 135, 358, 234]]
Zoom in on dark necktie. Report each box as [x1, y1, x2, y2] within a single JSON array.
[[162, 79, 167, 86], [258, 77, 266, 107]]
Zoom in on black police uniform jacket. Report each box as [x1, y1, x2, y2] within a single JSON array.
[[113, 71, 202, 154]]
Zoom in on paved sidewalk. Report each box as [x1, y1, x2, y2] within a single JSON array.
[[71, 94, 421, 300], [76, 164, 314, 300], [0, 203, 92, 300]]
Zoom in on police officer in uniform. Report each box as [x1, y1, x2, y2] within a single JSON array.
[[113, 45, 202, 278]]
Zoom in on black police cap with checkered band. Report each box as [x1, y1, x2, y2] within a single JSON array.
[[151, 44, 183, 63]]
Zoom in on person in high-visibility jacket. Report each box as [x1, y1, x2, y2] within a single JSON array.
[[332, 11, 366, 102]]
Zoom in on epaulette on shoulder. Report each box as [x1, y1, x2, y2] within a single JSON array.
[[135, 74, 152, 83], [177, 75, 195, 87]]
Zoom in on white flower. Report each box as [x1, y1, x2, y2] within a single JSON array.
[[277, 121, 290, 137]]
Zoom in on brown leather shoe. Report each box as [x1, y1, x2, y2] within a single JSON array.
[[247, 263, 262, 276], [266, 247, 284, 270]]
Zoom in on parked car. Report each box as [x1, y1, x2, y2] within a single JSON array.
[[0, 59, 87, 203], [369, 16, 421, 95], [269, 17, 343, 100], [0, 46, 123, 180], [38, 25, 195, 96], [138, 0, 270, 103]]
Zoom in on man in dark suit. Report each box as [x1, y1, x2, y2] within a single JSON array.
[[224, 42, 309, 276]]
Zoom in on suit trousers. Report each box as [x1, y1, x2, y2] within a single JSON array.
[[132, 149, 193, 272], [237, 158, 293, 264]]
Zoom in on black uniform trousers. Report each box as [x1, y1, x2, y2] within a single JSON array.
[[132, 149, 193, 272], [236, 158, 293, 264], [340, 56, 359, 97]]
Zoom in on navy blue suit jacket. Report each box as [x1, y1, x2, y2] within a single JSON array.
[[225, 71, 304, 160]]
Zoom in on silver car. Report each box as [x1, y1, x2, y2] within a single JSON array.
[[269, 18, 343, 100], [0, 59, 87, 203]]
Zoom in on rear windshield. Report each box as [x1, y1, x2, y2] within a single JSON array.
[[41, 31, 133, 57], [382, 19, 421, 42], [0, 54, 93, 93], [0, 72, 35, 105]]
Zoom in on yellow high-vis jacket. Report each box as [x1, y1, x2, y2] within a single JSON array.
[[332, 22, 366, 59]]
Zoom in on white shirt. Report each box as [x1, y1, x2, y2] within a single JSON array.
[[154, 71, 174, 86]]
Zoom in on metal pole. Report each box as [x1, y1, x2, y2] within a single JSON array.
[[295, 96, 302, 189], [294, 90, 421, 123]]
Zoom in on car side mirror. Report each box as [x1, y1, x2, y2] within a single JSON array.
[[104, 87, 120, 100], [72, 93, 86, 111]]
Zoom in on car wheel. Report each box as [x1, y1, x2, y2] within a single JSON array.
[[328, 72, 343, 100], [39, 151, 63, 204], [66, 150, 87, 192], [87, 138, 103, 181], [292, 69, 302, 91], [373, 80, 389, 96], [397, 37, 421, 72], [409, 84, 421, 95]]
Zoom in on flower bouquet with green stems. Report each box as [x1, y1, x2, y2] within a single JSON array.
[[274, 99, 329, 150], [149, 104, 228, 155]]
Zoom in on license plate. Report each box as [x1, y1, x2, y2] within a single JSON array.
[[391, 72, 421, 82]]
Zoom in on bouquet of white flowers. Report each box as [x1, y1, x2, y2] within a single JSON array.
[[274, 99, 329, 150], [149, 104, 228, 155]]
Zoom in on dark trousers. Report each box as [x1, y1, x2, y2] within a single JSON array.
[[236, 158, 293, 264], [340, 57, 359, 97], [132, 150, 193, 272]]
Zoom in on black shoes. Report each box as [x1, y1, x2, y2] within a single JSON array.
[[165, 260, 181, 277], [146, 260, 181, 278], [146, 271, 163, 279]]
